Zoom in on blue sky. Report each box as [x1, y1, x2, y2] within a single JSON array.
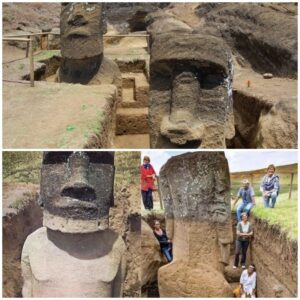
[[141, 150, 298, 173]]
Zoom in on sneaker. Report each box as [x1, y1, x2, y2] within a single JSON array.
[[233, 265, 237, 269], [242, 265, 246, 269]]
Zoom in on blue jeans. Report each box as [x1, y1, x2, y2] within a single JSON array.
[[141, 189, 153, 210], [263, 191, 278, 208], [161, 245, 173, 262], [237, 202, 254, 222]]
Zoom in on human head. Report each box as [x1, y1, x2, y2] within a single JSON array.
[[248, 263, 256, 275], [154, 220, 161, 230], [267, 164, 276, 177], [40, 151, 114, 233], [242, 179, 250, 190], [60, 3, 104, 60], [241, 212, 248, 222], [143, 156, 151, 164]]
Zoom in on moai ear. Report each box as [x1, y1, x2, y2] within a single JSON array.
[[101, 3, 107, 35]]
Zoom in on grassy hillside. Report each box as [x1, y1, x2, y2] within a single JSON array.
[[231, 163, 298, 240], [3, 152, 42, 184]]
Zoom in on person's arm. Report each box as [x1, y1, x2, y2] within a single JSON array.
[[240, 271, 245, 294], [273, 176, 280, 193], [233, 189, 241, 207], [243, 223, 253, 237]]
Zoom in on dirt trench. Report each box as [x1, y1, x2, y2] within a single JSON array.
[[141, 211, 297, 297], [3, 183, 42, 297]]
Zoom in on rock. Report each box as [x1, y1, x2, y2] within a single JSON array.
[[224, 265, 242, 283], [158, 261, 233, 297], [195, 3, 297, 78], [147, 13, 235, 149], [157, 152, 233, 297], [263, 73, 273, 79], [141, 220, 164, 286]]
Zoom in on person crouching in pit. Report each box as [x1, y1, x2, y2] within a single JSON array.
[[234, 264, 257, 297]]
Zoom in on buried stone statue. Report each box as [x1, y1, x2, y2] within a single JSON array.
[[21, 152, 126, 297], [57, 3, 121, 87], [158, 152, 233, 297], [147, 12, 235, 149]]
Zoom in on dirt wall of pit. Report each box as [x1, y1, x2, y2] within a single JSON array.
[[231, 212, 297, 297], [251, 217, 297, 297], [3, 184, 42, 297]]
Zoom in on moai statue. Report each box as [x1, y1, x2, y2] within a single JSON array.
[[158, 152, 233, 297], [147, 13, 234, 149], [58, 3, 121, 88], [21, 152, 126, 297]]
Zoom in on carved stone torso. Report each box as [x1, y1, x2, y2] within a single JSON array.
[[22, 227, 125, 297]]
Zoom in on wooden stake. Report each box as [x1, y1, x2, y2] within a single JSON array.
[[288, 173, 294, 200], [29, 37, 34, 87]]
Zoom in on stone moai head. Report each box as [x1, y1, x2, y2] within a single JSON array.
[[160, 152, 231, 224], [148, 15, 234, 148], [60, 2, 105, 60], [40, 152, 114, 233]]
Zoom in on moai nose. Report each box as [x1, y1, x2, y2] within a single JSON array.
[[61, 153, 96, 201]]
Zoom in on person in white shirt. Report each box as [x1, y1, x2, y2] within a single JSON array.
[[240, 264, 257, 298]]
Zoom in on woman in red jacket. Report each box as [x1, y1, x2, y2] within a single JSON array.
[[140, 155, 156, 210]]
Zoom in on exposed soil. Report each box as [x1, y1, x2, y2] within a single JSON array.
[[3, 183, 42, 297]]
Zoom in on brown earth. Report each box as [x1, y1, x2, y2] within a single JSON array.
[[3, 183, 42, 297], [3, 81, 117, 149]]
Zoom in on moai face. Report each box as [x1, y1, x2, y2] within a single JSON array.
[[61, 3, 104, 59], [149, 34, 234, 148], [40, 152, 114, 233]]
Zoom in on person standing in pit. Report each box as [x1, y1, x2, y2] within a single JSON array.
[[260, 164, 280, 208], [233, 212, 253, 269], [140, 156, 156, 210]]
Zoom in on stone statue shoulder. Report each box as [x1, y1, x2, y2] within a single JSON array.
[[90, 57, 121, 86], [23, 227, 125, 285]]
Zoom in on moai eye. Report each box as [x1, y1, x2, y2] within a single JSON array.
[[43, 152, 72, 164], [84, 152, 114, 164]]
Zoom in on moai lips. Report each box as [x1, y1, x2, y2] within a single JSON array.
[[40, 151, 115, 233], [148, 19, 235, 148], [157, 152, 233, 297]]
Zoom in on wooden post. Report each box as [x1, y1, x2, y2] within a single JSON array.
[[26, 35, 30, 58], [156, 176, 163, 210], [288, 173, 294, 200], [29, 36, 34, 87]]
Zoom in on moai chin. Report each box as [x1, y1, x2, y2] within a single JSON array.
[[158, 152, 233, 297], [21, 152, 126, 297], [58, 3, 121, 86], [148, 15, 235, 149]]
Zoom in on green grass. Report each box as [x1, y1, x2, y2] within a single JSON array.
[[252, 192, 297, 240], [34, 50, 61, 61]]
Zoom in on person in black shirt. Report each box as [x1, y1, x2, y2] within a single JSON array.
[[153, 220, 173, 262]]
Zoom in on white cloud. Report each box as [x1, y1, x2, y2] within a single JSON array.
[[141, 150, 298, 174]]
